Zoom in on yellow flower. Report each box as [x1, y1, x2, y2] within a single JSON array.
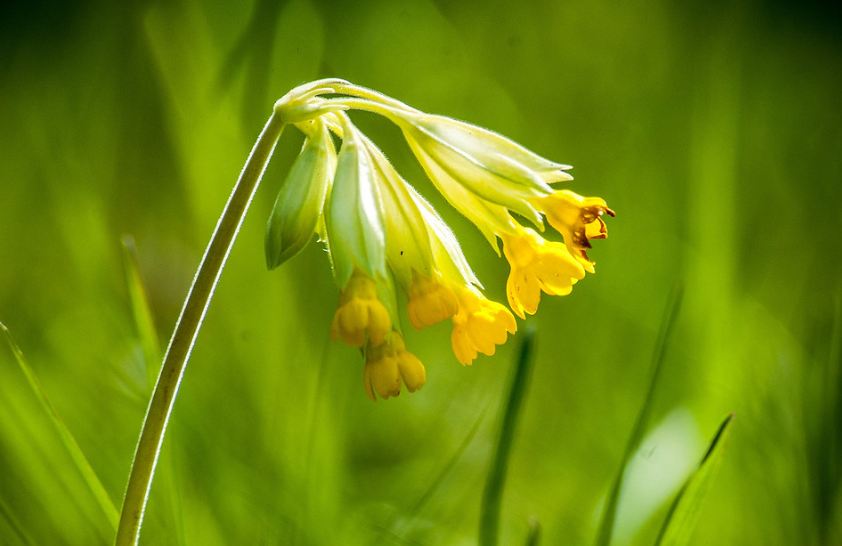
[[451, 287, 517, 365], [384, 153, 517, 365], [263, 81, 615, 398], [502, 227, 586, 319], [363, 333, 426, 400], [406, 274, 459, 329], [330, 270, 392, 347], [324, 116, 400, 349], [359, 132, 487, 340], [536, 190, 615, 273]]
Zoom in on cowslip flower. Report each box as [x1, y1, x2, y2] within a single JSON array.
[[265, 80, 613, 399], [536, 189, 616, 273], [450, 286, 517, 365], [323, 116, 397, 351], [363, 332, 426, 400]]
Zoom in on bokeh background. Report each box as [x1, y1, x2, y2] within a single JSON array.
[[1, 0, 840, 544]]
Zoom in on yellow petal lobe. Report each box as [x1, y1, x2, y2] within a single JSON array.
[[450, 288, 516, 365], [536, 190, 615, 269], [502, 228, 586, 319]]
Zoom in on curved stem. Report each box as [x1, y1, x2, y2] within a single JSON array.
[[325, 97, 410, 126], [331, 83, 420, 114], [115, 114, 285, 546]]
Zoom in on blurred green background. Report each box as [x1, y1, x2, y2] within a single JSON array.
[[1, 0, 840, 544]]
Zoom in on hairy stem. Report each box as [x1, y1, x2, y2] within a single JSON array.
[[115, 114, 284, 546]]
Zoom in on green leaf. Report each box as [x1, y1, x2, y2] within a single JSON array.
[[654, 413, 734, 546], [0, 322, 119, 530], [594, 287, 683, 546]]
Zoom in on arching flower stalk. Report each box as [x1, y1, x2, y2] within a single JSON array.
[[117, 78, 613, 545]]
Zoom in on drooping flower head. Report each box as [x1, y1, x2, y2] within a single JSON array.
[[266, 80, 613, 399]]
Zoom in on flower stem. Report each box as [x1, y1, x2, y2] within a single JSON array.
[[115, 113, 285, 546]]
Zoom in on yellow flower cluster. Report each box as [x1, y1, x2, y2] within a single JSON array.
[[267, 79, 613, 399]]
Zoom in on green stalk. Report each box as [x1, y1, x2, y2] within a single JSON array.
[[115, 113, 285, 546], [479, 329, 536, 546]]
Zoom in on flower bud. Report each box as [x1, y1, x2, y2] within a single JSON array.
[[265, 119, 336, 269]]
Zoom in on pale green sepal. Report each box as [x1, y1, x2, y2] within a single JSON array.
[[375, 267, 402, 332], [541, 169, 574, 184], [408, 122, 548, 210], [362, 136, 434, 289], [410, 184, 484, 288], [416, 113, 569, 174], [265, 121, 336, 269], [325, 126, 387, 288], [405, 136, 514, 253]]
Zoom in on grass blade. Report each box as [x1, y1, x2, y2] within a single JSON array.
[[121, 236, 187, 546], [594, 287, 683, 546], [0, 495, 36, 546], [408, 400, 489, 517], [654, 413, 734, 546], [479, 328, 536, 546], [120, 235, 161, 388], [371, 399, 490, 546], [0, 322, 119, 530]]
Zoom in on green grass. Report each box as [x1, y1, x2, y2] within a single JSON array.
[[1, 0, 841, 544]]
